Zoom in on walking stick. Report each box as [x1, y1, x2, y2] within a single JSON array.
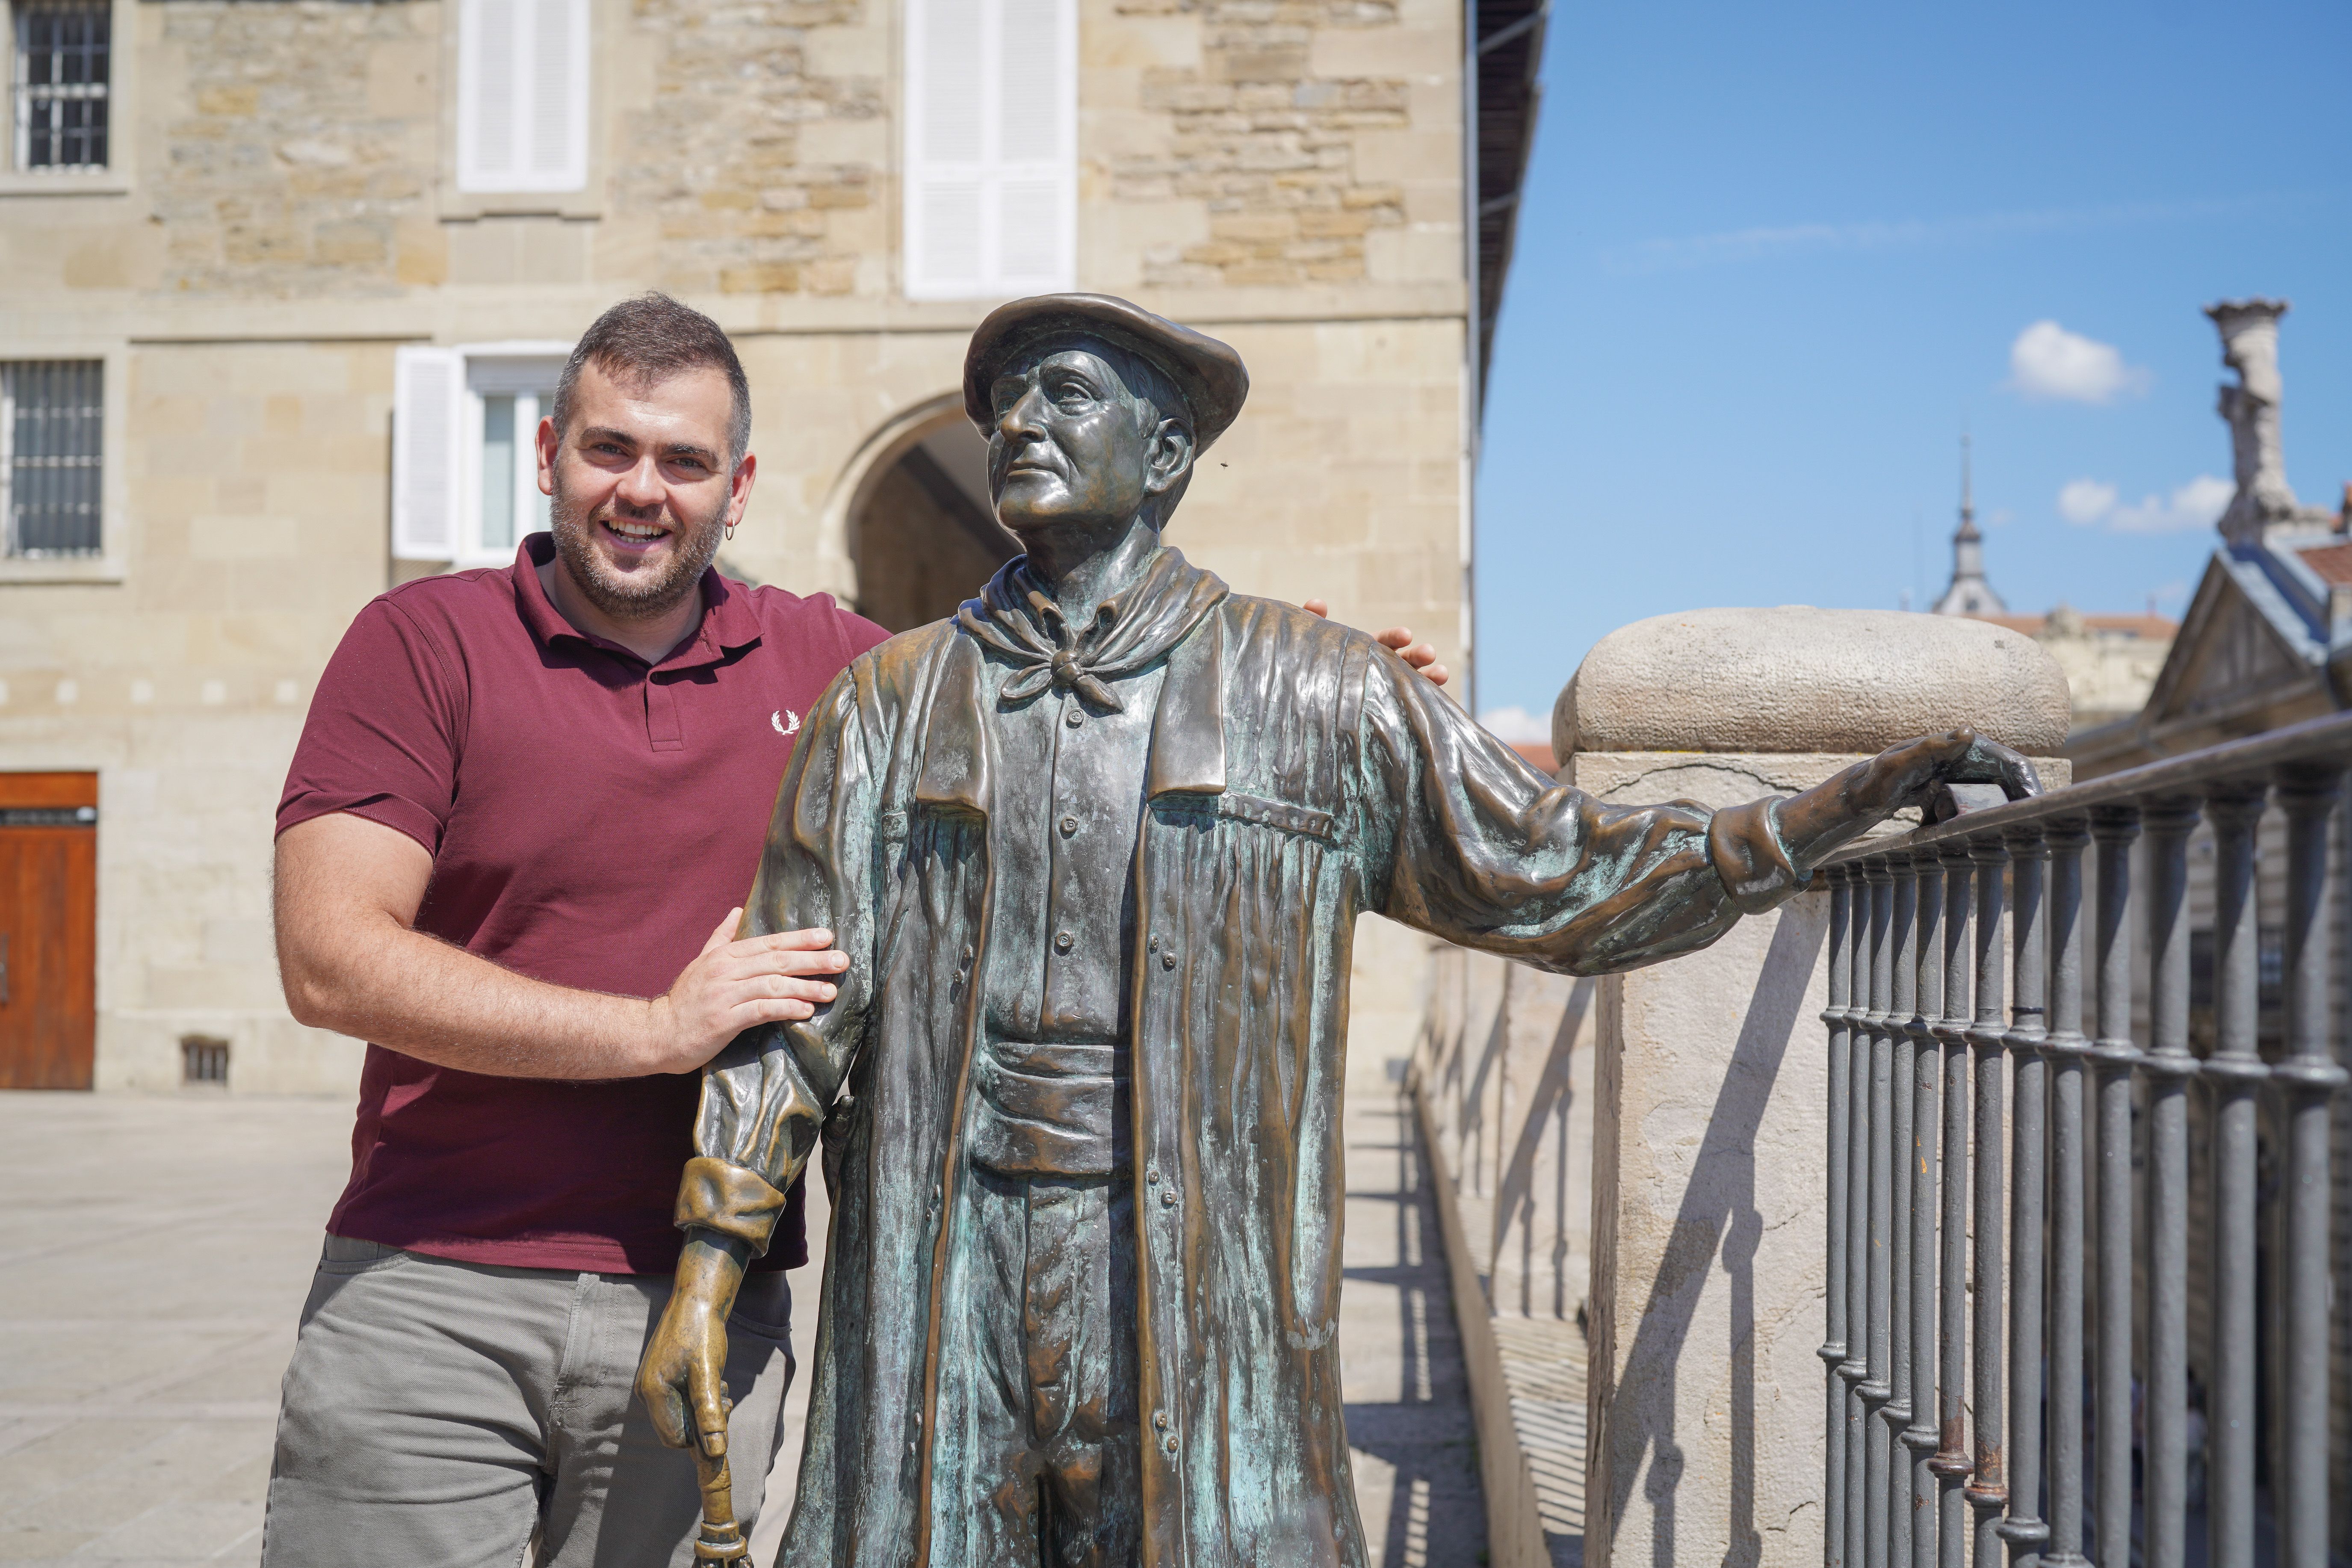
[[691, 1395, 749, 1564]]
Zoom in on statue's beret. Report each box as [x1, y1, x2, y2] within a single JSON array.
[[963, 292, 1250, 452]]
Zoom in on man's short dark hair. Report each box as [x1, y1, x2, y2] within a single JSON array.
[[553, 293, 753, 465]]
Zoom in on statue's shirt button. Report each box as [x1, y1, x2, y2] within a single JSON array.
[[1161, 949, 1177, 970], [1060, 815, 1078, 836], [1065, 707, 1084, 727], [1054, 930, 1075, 954]]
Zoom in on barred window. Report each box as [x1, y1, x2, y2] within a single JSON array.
[[3, 361, 103, 557], [12, 0, 109, 171]]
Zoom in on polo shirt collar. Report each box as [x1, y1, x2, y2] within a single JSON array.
[[510, 534, 763, 672]]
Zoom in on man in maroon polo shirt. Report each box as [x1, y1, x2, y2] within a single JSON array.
[[261, 295, 881, 1567]]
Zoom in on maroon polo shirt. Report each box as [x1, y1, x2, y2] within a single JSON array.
[[278, 535, 889, 1275]]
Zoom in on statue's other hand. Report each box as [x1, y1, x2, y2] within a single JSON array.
[[637, 1270, 735, 1456], [1301, 599, 1449, 688]]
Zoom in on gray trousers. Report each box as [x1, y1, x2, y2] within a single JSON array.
[[931, 1170, 1141, 1568], [260, 1236, 793, 1568]]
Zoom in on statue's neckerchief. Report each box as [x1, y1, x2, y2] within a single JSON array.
[[958, 546, 1229, 712]]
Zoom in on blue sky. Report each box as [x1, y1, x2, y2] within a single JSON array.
[[1472, 0, 2352, 730]]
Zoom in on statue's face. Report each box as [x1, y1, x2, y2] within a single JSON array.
[[986, 345, 1185, 538]]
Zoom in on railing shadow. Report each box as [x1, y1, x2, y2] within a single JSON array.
[[1490, 977, 1591, 1319], [1601, 908, 1827, 1568]]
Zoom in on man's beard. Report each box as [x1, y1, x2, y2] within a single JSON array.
[[547, 476, 727, 622]]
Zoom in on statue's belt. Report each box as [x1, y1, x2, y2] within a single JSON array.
[[968, 1036, 1130, 1178]]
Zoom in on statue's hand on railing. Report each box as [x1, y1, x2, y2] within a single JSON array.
[[1779, 728, 2043, 874]]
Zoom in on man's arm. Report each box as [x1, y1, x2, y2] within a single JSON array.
[[273, 811, 848, 1079]]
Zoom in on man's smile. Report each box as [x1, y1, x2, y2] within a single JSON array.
[[599, 515, 672, 552]]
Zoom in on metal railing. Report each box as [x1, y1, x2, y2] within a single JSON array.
[[1818, 713, 2352, 1568]]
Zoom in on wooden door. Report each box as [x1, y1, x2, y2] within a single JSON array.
[[0, 773, 97, 1090]]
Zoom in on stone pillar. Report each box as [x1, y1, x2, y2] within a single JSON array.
[[1560, 608, 2072, 1568]]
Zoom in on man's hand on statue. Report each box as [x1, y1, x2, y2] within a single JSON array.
[[642, 911, 849, 1074], [637, 1233, 750, 1455], [1300, 599, 1450, 687]]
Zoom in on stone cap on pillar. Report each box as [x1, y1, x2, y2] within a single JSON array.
[[1554, 606, 2072, 760]]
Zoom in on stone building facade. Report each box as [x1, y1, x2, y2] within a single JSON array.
[[0, 0, 1543, 1091]]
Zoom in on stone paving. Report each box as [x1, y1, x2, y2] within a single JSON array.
[[0, 1075, 1484, 1566]]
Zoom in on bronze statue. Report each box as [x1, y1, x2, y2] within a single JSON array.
[[635, 293, 2038, 1567]]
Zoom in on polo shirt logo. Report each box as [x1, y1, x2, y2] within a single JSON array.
[[772, 709, 801, 737]]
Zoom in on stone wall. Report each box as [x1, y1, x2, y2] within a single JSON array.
[[154, 0, 442, 296], [0, 340, 394, 1090], [0, 0, 1472, 1092], [1088, 0, 1461, 296], [615, 0, 883, 298]]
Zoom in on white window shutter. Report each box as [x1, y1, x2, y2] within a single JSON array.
[[526, 0, 589, 189], [457, 0, 588, 193], [392, 347, 464, 560], [903, 0, 1074, 301]]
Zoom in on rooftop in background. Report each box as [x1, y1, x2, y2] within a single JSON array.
[[1972, 610, 2180, 642]]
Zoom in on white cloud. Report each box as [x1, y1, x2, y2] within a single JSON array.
[[2009, 320, 2151, 404], [2110, 475, 2234, 533], [1478, 705, 1551, 744], [2058, 479, 2119, 524], [2057, 473, 2232, 534]]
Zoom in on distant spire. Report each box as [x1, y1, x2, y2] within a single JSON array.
[[1932, 432, 2006, 616], [1956, 433, 1977, 540]]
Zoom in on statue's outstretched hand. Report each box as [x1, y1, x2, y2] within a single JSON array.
[[637, 1234, 746, 1457]]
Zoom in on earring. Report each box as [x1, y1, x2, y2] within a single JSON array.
[[724, 521, 737, 542]]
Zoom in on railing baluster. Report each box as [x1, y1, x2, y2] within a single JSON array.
[[2000, 826, 2051, 1568], [2274, 766, 2344, 1568], [1888, 858, 1920, 1568], [2205, 785, 2266, 1568], [2141, 797, 2201, 1568], [1847, 862, 1878, 1568], [2041, 820, 2091, 1568], [1929, 845, 1974, 1568], [1906, 854, 1945, 1568], [1825, 864, 1854, 1568], [1866, 858, 1898, 1568], [2086, 806, 2139, 1568], [1965, 836, 2010, 1568]]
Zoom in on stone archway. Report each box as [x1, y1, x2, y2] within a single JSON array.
[[835, 398, 1019, 633]]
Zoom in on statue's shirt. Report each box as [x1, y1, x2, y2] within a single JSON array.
[[963, 563, 1190, 1175]]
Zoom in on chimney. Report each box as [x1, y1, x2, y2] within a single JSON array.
[[2207, 298, 2330, 546]]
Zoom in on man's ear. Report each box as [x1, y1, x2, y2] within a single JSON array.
[[727, 452, 759, 529], [1143, 418, 1195, 497]]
